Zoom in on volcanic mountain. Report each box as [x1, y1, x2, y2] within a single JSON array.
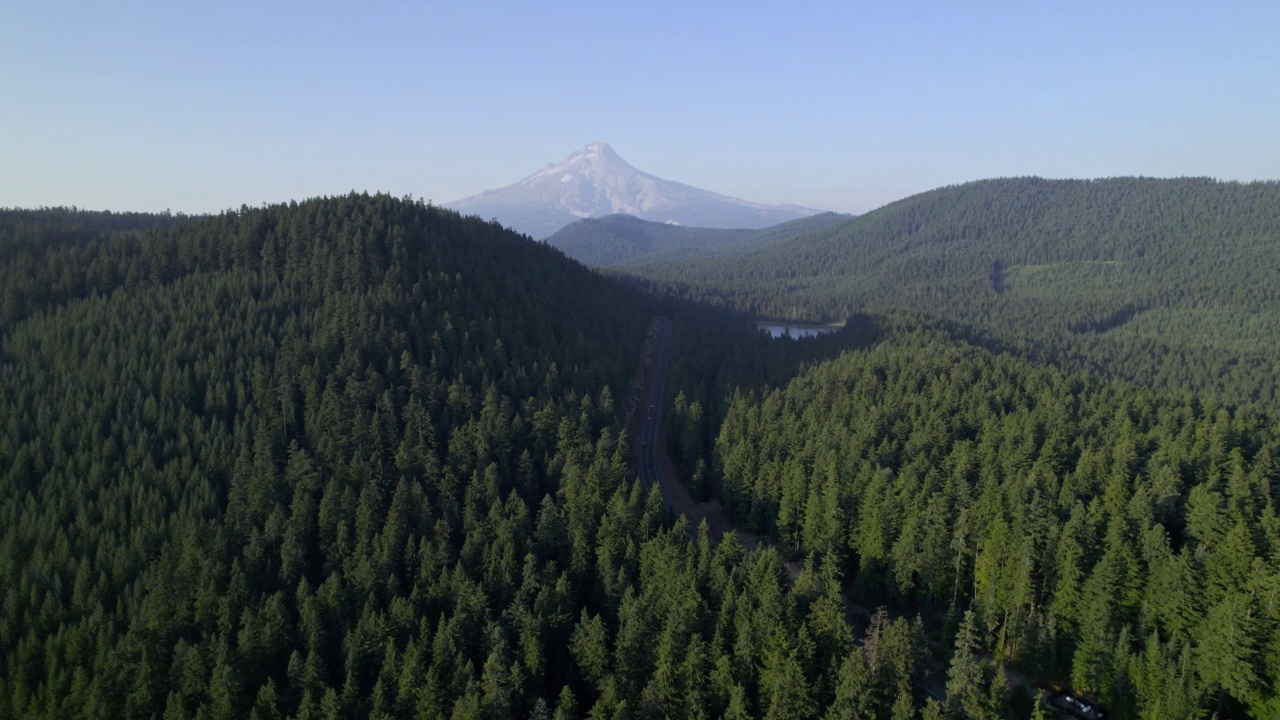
[[445, 142, 824, 237]]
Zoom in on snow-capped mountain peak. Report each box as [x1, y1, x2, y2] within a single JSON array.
[[446, 143, 823, 238]]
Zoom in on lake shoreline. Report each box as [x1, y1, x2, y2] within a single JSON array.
[[756, 319, 843, 338]]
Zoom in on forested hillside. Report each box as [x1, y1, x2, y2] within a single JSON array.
[[6, 189, 1278, 719], [627, 178, 1280, 411], [0, 195, 645, 717], [545, 212, 849, 267], [714, 320, 1280, 718], [1, 198, 959, 719], [0, 207, 194, 326]]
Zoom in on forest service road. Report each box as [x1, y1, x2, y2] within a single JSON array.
[[630, 317, 792, 573], [636, 317, 674, 505]]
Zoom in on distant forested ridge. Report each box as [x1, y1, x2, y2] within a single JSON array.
[[545, 212, 850, 267], [627, 177, 1280, 411], [0, 207, 194, 325], [714, 320, 1280, 718]]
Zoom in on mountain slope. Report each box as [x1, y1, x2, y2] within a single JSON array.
[[446, 142, 824, 237], [0, 196, 658, 717], [545, 211, 851, 267], [627, 177, 1280, 409]]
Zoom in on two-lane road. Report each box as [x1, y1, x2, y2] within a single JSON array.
[[636, 317, 674, 507]]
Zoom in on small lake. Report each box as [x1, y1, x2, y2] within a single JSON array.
[[757, 321, 840, 339]]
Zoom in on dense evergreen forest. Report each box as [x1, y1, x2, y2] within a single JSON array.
[[3, 186, 1278, 719], [544, 213, 850, 268], [712, 319, 1280, 718], [1, 200, 956, 719], [0, 207, 194, 327], [625, 178, 1280, 412]]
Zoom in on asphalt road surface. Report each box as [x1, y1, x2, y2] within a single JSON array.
[[637, 316, 674, 507]]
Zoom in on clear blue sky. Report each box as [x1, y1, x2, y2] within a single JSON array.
[[3, 0, 1277, 214]]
